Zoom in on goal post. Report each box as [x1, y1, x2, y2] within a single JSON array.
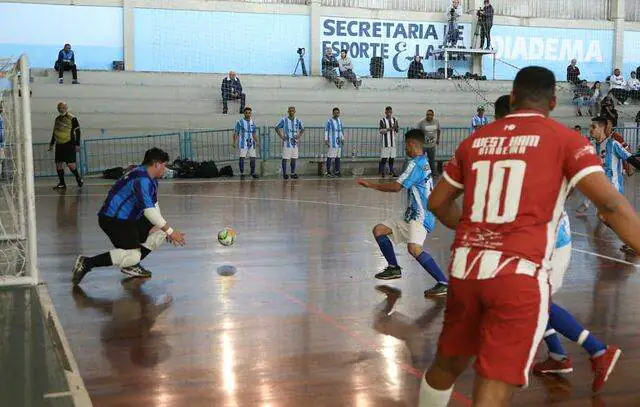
[[0, 54, 38, 286]]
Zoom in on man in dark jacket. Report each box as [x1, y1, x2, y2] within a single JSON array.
[[477, 0, 494, 50], [322, 48, 344, 88], [221, 71, 246, 114], [566, 59, 580, 84], [55, 44, 79, 84], [408, 56, 426, 79]]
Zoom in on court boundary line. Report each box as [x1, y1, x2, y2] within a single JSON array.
[[37, 284, 93, 407], [571, 248, 640, 267]]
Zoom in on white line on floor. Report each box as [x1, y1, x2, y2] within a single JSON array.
[[43, 391, 72, 399], [571, 248, 640, 267]]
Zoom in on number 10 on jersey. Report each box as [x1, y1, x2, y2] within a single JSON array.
[[470, 160, 526, 224]]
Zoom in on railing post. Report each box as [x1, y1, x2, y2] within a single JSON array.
[[82, 139, 89, 175]]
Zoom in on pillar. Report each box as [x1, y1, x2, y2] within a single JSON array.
[[611, 0, 625, 70], [123, 0, 135, 71], [310, 0, 321, 76]]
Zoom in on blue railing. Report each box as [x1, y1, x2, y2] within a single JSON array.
[[32, 126, 640, 177]]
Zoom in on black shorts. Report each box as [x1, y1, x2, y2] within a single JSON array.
[[55, 142, 77, 164], [98, 215, 154, 250]]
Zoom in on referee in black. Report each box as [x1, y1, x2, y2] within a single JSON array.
[[49, 102, 83, 190]]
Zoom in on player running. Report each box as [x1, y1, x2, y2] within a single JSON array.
[[357, 128, 448, 298], [419, 67, 640, 406]]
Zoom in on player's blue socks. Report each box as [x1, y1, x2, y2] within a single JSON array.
[[416, 252, 448, 284], [389, 158, 395, 174], [239, 158, 245, 174], [291, 159, 297, 174], [281, 159, 287, 175], [375, 235, 398, 266], [326, 157, 332, 174], [250, 157, 256, 175], [548, 302, 607, 358], [543, 323, 567, 360], [335, 158, 341, 173]]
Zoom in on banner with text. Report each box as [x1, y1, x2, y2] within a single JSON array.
[[482, 26, 613, 81], [321, 17, 472, 78]]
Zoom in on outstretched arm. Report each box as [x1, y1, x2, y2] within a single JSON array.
[[577, 171, 640, 253], [356, 178, 403, 193]]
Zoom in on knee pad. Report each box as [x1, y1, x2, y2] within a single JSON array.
[[109, 248, 142, 268], [142, 230, 167, 252]]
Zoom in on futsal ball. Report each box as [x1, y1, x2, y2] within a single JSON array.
[[217, 226, 236, 246]]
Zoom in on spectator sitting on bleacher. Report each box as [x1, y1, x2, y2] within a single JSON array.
[[609, 68, 629, 104], [590, 81, 603, 113], [408, 56, 426, 79], [626, 71, 640, 102], [338, 50, 362, 89], [600, 96, 618, 127], [55, 44, 79, 85], [221, 71, 246, 115], [572, 79, 595, 117], [566, 59, 580, 84], [322, 48, 344, 89]]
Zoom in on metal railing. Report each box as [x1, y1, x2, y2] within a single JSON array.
[[31, 126, 640, 177]]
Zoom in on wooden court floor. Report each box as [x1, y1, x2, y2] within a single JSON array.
[[35, 176, 640, 407]]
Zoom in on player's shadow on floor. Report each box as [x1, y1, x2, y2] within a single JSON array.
[[372, 285, 445, 371], [72, 278, 173, 368]]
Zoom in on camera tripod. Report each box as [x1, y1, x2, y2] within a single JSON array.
[[292, 55, 308, 77]]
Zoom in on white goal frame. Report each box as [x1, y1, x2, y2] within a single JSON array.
[[0, 54, 38, 286]]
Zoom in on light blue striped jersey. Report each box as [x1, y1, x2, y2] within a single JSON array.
[[325, 118, 344, 148], [598, 137, 630, 194], [276, 116, 304, 148], [471, 114, 488, 128], [555, 211, 571, 249], [397, 155, 436, 232], [234, 118, 256, 149]]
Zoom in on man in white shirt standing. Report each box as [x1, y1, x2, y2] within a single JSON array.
[[609, 68, 629, 104], [471, 107, 489, 131], [324, 107, 344, 177], [379, 106, 399, 177]]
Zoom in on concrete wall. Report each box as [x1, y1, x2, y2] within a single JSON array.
[[1, 0, 640, 79]]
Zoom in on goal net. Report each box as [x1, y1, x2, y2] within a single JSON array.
[[0, 55, 38, 286]]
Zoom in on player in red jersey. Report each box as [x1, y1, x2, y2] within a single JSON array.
[[418, 66, 640, 407]]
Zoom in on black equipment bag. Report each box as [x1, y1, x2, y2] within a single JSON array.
[[370, 57, 384, 78]]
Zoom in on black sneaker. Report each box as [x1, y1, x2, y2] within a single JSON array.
[[390, 172, 398, 178], [292, 174, 299, 179], [375, 265, 402, 280], [326, 172, 335, 178], [222, 109, 228, 115], [335, 171, 342, 178], [53, 183, 66, 191], [120, 264, 152, 278], [251, 173, 259, 179], [620, 245, 638, 255], [72, 256, 92, 286], [283, 174, 289, 180], [77, 178, 84, 188], [240, 174, 246, 180], [424, 283, 448, 299]]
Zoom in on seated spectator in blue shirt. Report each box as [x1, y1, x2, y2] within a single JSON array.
[[221, 71, 246, 114], [471, 107, 489, 130], [55, 44, 78, 84]]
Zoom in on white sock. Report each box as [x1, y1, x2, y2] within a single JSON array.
[[419, 376, 453, 407]]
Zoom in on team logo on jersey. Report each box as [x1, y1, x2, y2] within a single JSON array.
[[573, 144, 597, 160]]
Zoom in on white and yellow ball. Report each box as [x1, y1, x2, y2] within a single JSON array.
[[217, 226, 237, 246]]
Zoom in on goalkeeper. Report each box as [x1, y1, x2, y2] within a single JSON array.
[[71, 148, 186, 285], [324, 107, 345, 177]]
